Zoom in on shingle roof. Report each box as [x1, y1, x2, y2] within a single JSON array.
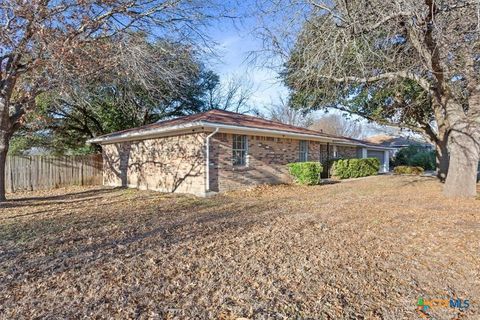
[[89, 109, 389, 149]]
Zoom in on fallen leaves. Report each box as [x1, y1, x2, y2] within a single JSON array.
[[0, 176, 479, 319]]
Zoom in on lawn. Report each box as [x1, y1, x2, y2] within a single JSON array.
[[0, 176, 479, 319]]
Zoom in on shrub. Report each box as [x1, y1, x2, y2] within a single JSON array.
[[320, 157, 343, 178], [393, 166, 424, 175], [410, 151, 436, 170], [287, 162, 323, 185], [331, 158, 380, 179], [393, 145, 436, 170]]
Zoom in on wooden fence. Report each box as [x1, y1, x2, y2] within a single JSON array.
[[5, 154, 103, 192]]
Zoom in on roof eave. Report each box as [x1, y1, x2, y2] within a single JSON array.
[[200, 121, 337, 143], [86, 120, 393, 150], [86, 121, 205, 144]]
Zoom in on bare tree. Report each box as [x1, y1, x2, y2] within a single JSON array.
[[310, 113, 364, 138], [266, 96, 314, 127], [203, 73, 256, 113], [259, 0, 480, 197], [0, 0, 222, 201]]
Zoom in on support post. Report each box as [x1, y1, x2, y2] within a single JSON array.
[[383, 150, 390, 172], [361, 148, 368, 159]]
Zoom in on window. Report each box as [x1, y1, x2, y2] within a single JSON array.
[[232, 135, 248, 166], [299, 140, 308, 162]]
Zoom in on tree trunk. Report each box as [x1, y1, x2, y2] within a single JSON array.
[[0, 96, 13, 202], [435, 138, 449, 182], [443, 130, 480, 198], [0, 131, 9, 202]]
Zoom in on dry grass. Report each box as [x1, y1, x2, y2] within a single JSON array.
[[0, 176, 479, 319]]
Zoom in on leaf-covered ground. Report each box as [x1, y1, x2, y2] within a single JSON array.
[[0, 176, 479, 319]]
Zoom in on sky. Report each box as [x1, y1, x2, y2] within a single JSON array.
[[206, 17, 288, 111]]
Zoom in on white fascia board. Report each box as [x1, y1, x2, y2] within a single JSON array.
[[362, 145, 397, 151]]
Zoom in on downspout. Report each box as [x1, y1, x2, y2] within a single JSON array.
[[205, 128, 219, 194]]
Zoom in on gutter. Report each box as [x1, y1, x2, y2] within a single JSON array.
[[205, 127, 219, 194]]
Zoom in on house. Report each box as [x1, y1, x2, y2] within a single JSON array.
[[365, 134, 433, 157], [88, 110, 392, 196]]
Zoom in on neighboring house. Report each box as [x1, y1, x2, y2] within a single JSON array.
[[88, 110, 392, 196], [365, 134, 433, 157]]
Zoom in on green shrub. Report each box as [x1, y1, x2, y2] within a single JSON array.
[[320, 157, 343, 178], [331, 158, 380, 179], [393, 145, 436, 170], [393, 166, 424, 175], [287, 162, 323, 185], [410, 151, 436, 170]]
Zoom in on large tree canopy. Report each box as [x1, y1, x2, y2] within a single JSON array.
[[0, 0, 226, 200], [261, 0, 480, 197], [9, 35, 255, 155]]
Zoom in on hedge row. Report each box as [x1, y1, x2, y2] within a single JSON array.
[[287, 162, 323, 185], [331, 158, 380, 179], [393, 166, 424, 175]]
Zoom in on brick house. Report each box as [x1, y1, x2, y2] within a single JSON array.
[[88, 110, 391, 196]]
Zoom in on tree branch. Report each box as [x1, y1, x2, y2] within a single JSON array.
[[320, 71, 433, 94]]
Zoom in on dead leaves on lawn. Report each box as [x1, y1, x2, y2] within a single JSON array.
[[0, 177, 479, 319]]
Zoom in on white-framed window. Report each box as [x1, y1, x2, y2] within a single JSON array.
[[232, 135, 248, 166], [299, 140, 309, 162]]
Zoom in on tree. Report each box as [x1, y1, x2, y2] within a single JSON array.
[[310, 113, 364, 138], [12, 59, 254, 155], [200, 72, 256, 113], [0, 0, 221, 201], [29, 36, 216, 154], [14, 67, 228, 155], [261, 0, 480, 197], [266, 96, 314, 127], [338, 80, 450, 179]]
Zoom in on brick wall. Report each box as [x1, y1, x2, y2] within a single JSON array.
[[102, 132, 207, 196], [208, 133, 322, 192], [337, 146, 360, 158], [101, 131, 366, 196], [319, 144, 360, 162]]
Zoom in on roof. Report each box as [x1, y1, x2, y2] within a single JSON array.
[[87, 109, 391, 150], [365, 134, 432, 148]]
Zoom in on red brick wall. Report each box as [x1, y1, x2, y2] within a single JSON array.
[[208, 133, 322, 192], [102, 131, 363, 196]]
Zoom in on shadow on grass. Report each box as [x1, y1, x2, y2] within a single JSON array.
[[1, 188, 122, 209], [0, 199, 275, 286], [319, 179, 341, 185], [396, 175, 438, 187]]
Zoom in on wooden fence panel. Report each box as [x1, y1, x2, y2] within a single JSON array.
[[5, 154, 103, 192]]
